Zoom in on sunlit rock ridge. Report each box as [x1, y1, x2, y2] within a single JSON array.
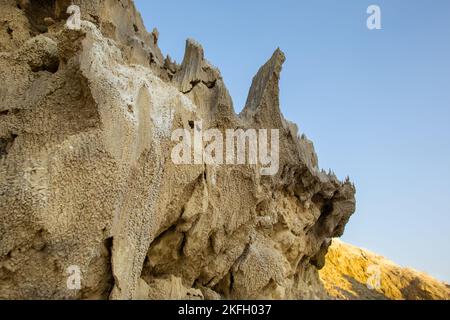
[[320, 240, 450, 300]]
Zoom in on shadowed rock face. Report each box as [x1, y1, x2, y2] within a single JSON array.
[[0, 0, 356, 300]]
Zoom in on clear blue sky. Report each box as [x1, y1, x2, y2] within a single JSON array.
[[135, 0, 450, 282]]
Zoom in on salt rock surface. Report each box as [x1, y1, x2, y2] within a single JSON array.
[[0, 0, 355, 300]]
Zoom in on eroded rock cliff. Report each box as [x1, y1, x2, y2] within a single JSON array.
[[0, 0, 356, 300]]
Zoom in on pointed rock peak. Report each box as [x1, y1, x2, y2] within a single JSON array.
[[164, 54, 178, 74], [181, 38, 205, 66], [240, 48, 286, 126], [152, 28, 159, 45], [187, 38, 204, 55], [174, 38, 221, 93], [261, 47, 286, 80], [271, 47, 286, 68]]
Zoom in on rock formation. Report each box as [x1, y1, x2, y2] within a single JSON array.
[[0, 0, 356, 299], [320, 240, 450, 300]]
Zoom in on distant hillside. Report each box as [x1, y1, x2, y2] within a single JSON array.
[[319, 240, 450, 300]]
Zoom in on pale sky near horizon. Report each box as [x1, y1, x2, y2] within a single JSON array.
[[135, 0, 450, 282]]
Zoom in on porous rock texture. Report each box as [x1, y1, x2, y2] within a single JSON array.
[[0, 0, 356, 300]]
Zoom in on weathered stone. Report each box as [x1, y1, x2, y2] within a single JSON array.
[[0, 0, 357, 300]]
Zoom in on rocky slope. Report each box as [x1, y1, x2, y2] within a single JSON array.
[[320, 240, 450, 300], [0, 0, 356, 299]]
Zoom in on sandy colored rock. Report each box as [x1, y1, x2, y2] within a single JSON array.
[[1, 0, 356, 300], [320, 239, 450, 300]]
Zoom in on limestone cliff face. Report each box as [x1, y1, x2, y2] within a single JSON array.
[[320, 240, 450, 300], [0, 0, 356, 300]]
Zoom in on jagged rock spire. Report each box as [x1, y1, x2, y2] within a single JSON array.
[[240, 48, 286, 128], [174, 39, 221, 93]]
